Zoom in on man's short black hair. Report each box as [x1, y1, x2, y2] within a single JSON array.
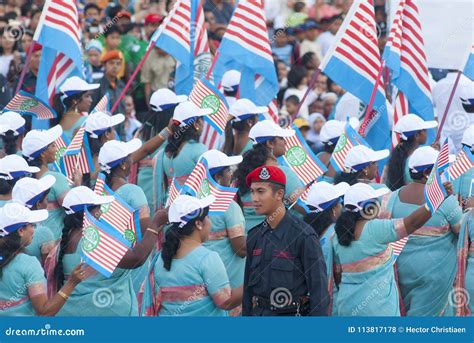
[[268, 182, 285, 195], [84, 3, 101, 14], [285, 95, 300, 105], [103, 25, 121, 38]]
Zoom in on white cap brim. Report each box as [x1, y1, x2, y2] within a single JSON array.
[[48, 125, 63, 145], [38, 174, 56, 192], [373, 187, 390, 198], [110, 113, 126, 127], [371, 149, 390, 162], [92, 194, 114, 206], [254, 106, 269, 114], [420, 120, 438, 130], [81, 83, 100, 91], [175, 95, 188, 103], [222, 155, 243, 167], [198, 108, 214, 117], [124, 139, 142, 155], [199, 195, 215, 209], [334, 182, 350, 197], [26, 208, 49, 224]]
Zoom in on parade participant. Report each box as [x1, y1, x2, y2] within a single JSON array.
[[457, 206, 474, 315], [152, 101, 211, 211], [54, 186, 167, 316], [0, 154, 39, 207], [22, 126, 73, 240], [0, 202, 87, 316], [0, 111, 25, 158], [332, 182, 451, 316], [243, 166, 329, 316], [12, 175, 56, 264], [386, 114, 438, 191], [52, 76, 100, 141], [452, 125, 474, 208], [201, 150, 246, 315], [142, 195, 243, 316], [234, 120, 304, 233], [382, 146, 462, 316], [224, 99, 264, 156], [221, 70, 241, 107], [135, 88, 186, 207], [335, 145, 389, 188]]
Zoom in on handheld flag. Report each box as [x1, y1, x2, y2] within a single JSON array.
[[81, 208, 131, 278], [437, 139, 450, 173], [277, 125, 327, 185], [198, 168, 238, 215], [92, 93, 110, 114], [424, 159, 448, 213], [330, 123, 369, 172], [462, 44, 474, 80], [4, 91, 57, 119], [389, 237, 409, 259], [62, 127, 94, 184], [94, 173, 142, 244], [447, 146, 474, 180], [166, 176, 182, 208], [189, 79, 230, 135], [181, 158, 208, 196], [50, 133, 69, 173]]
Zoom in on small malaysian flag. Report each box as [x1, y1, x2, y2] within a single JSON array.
[[330, 123, 369, 172], [81, 208, 131, 278], [166, 176, 182, 208], [437, 139, 450, 172], [447, 146, 474, 180], [50, 133, 69, 173], [94, 173, 142, 244], [189, 79, 230, 135], [424, 159, 447, 213], [92, 93, 110, 114], [181, 158, 208, 196], [62, 127, 94, 184], [389, 237, 409, 258], [4, 91, 57, 119], [296, 182, 313, 213], [200, 169, 237, 215], [266, 99, 279, 124], [278, 125, 327, 185]]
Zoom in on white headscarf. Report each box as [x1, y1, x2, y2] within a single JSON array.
[[307, 112, 326, 144]]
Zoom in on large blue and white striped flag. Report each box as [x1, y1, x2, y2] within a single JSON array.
[[463, 44, 474, 80], [34, 0, 84, 104]]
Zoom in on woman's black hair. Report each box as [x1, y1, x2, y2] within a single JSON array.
[[82, 130, 111, 188], [334, 170, 364, 186], [212, 166, 230, 181], [164, 119, 202, 158], [0, 27, 19, 55], [51, 91, 87, 126], [234, 143, 272, 196], [139, 106, 176, 142], [222, 116, 258, 156], [323, 143, 335, 153], [161, 206, 209, 271], [0, 231, 22, 278], [0, 178, 17, 195], [24, 154, 43, 169], [335, 207, 362, 246], [104, 164, 121, 186], [304, 203, 338, 237], [386, 136, 418, 191], [409, 167, 432, 182], [287, 66, 307, 88], [1, 131, 19, 155]]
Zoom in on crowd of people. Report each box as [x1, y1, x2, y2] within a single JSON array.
[[0, 0, 473, 317]]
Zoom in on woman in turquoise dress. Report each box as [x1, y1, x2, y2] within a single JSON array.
[[51, 76, 100, 142], [0, 202, 87, 316], [331, 182, 451, 316], [22, 125, 74, 240], [0, 111, 25, 158], [385, 114, 438, 191], [141, 195, 243, 316], [452, 127, 474, 207], [383, 146, 462, 316], [53, 186, 167, 316], [12, 175, 57, 265], [152, 101, 211, 212]]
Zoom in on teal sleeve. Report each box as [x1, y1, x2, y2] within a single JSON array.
[[201, 251, 230, 295], [192, 143, 208, 164], [280, 166, 303, 197], [365, 219, 398, 244], [51, 172, 70, 200], [23, 255, 46, 287], [439, 195, 463, 226], [224, 201, 245, 230], [122, 184, 149, 211]]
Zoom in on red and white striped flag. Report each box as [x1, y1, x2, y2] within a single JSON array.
[[166, 177, 182, 208], [92, 94, 110, 114], [200, 123, 222, 150], [204, 173, 237, 214], [181, 159, 208, 196], [391, 91, 409, 148], [63, 127, 93, 184], [389, 237, 409, 258], [4, 91, 57, 119], [266, 99, 279, 124], [448, 146, 474, 180], [437, 139, 450, 172], [51, 133, 69, 173], [424, 149, 448, 213]]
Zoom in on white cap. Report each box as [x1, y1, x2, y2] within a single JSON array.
[[150, 88, 187, 111], [306, 181, 349, 212], [393, 114, 438, 140], [22, 125, 63, 161], [320, 118, 359, 144], [169, 194, 215, 228], [221, 70, 241, 92], [344, 145, 390, 173], [407, 146, 439, 173], [201, 150, 243, 172], [0, 202, 48, 237], [249, 120, 295, 144], [172, 101, 213, 127], [85, 111, 125, 138], [344, 183, 390, 211], [12, 175, 56, 208], [98, 139, 142, 173], [59, 76, 100, 96], [461, 124, 474, 147], [229, 99, 268, 121], [0, 155, 40, 180], [0, 111, 26, 136], [63, 186, 114, 214]]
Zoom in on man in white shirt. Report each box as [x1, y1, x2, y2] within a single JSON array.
[[299, 20, 323, 61], [317, 15, 343, 57]]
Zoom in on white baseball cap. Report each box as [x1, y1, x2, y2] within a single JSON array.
[[221, 70, 241, 92], [344, 183, 390, 211], [306, 181, 349, 212], [229, 99, 268, 121], [59, 76, 99, 96], [12, 175, 56, 208], [98, 139, 142, 172], [22, 125, 63, 161], [320, 118, 359, 145], [393, 114, 438, 140], [249, 120, 295, 145], [85, 111, 125, 138], [0, 202, 48, 237], [461, 124, 474, 147], [150, 88, 187, 111], [201, 150, 243, 174], [169, 194, 215, 228], [0, 155, 40, 180], [344, 145, 390, 173], [0, 111, 25, 136], [407, 146, 439, 173], [63, 186, 114, 214], [172, 101, 213, 127]]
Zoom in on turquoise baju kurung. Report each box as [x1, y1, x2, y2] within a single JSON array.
[[62, 116, 87, 142], [42, 171, 70, 240]]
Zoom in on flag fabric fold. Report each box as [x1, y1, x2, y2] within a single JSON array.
[[62, 127, 94, 184], [330, 123, 369, 172], [4, 91, 57, 119]]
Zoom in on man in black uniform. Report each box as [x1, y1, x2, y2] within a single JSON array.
[[242, 165, 329, 316]]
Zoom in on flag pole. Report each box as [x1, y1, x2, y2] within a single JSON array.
[[291, 68, 321, 122], [15, 40, 36, 94], [435, 70, 462, 141], [358, 63, 385, 137], [206, 51, 220, 80], [110, 43, 155, 114]]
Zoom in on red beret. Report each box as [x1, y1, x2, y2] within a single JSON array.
[[246, 166, 286, 187], [145, 13, 163, 26], [32, 43, 42, 53]]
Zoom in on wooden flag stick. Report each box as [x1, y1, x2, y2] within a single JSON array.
[[15, 40, 36, 94], [291, 68, 321, 123], [359, 63, 385, 137]]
